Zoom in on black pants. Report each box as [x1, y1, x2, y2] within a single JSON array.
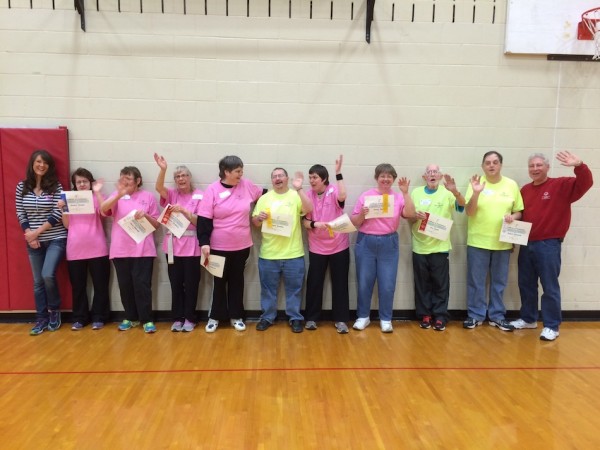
[[412, 252, 450, 323], [68, 256, 111, 324], [166, 255, 200, 322], [112, 257, 154, 324], [304, 249, 350, 322], [208, 247, 251, 321]]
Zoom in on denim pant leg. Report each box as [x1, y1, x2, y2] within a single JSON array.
[[258, 258, 281, 323], [375, 233, 399, 322], [355, 233, 377, 319], [28, 239, 66, 318], [466, 246, 491, 321], [488, 250, 510, 322], [535, 239, 562, 330], [517, 245, 540, 323], [282, 257, 305, 321]]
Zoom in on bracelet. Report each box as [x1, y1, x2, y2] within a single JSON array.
[[296, 187, 303, 192], [310, 221, 316, 229], [336, 173, 343, 181]]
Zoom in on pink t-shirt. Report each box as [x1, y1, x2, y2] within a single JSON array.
[[306, 185, 349, 255], [66, 194, 109, 261], [108, 189, 159, 258], [352, 188, 405, 235], [197, 178, 263, 251], [160, 188, 203, 257]]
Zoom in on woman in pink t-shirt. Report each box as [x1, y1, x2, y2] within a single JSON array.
[[101, 166, 160, 334], [350, 163, 416, 333], [303, 155, 350, 334], [197, 155, 264, 333], [58, 168, 110, 331], [154, 153, 203, 333]]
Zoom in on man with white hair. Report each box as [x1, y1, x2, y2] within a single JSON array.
[[510, 151, 593, 341]]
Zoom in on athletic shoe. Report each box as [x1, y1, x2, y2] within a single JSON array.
[[290, 320, 304, 333], [353, 317, 371, 331], [182, 320, 196, 332], [171, 321, 184, 332], [71, 322, 84, 331], [380, 320, 394, 333], [305, 320, 317, 330], [118, 320, 140, 331], [91, 322, 104, 330], [205, 318, 219, 333], [463, 317, 483, 329], [256, 319, 272, 331], [335, 322, 349, 334], [48, 310, 61, 331], [230, 319, 246, 331], [489, 319, 515, 332], [540, 327, 559, 341], [510, 319, 538, 329], [30, 319, 49, 336], [433, 320, 446, 331], [420, 315, 432, 329], [143, 322, 157, 333]]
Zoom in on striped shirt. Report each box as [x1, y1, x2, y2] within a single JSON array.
[[16, 181, 67, 242]]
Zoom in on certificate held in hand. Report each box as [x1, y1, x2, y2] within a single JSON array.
[[364, 194, 395, 219], [499, 220, 532, 246], [61, 191, 94, 214], [157, 204, 191, 239], [117, 210, 156, 244], [417, 212, 453, 241]]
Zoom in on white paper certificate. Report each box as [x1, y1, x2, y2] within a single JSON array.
[[499, 220, 532, 246], [327, 213, 357, 234], [117, 210, 156, 244], [417, 213, 453, 241], [364, 195, 395, 219], [261, 213, 293, 237], [201, 253, 225, 278], [61, 191, 94, 214], [157, 204, 191, 239]]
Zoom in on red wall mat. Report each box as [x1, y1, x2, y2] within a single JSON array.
[[0, 127, 72, 311]]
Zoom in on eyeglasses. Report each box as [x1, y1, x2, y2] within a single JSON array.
[[271, 173, 287, 180], [425, 170, 440, 175], [174, 174, 190, 179]]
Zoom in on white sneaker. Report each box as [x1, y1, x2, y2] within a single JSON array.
[[230, 319, 246, 331], [205, 319, 219, 333], [510, 319, 537, 329], [380, 320, 393, 333], [353, 317, 371, 330], [540, 327, 559, 341]]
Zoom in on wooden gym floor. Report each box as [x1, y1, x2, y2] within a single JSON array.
[[0, 321, 599, 449]]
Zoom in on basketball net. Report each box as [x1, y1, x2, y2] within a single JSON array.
[[583, 9, 600, 60]]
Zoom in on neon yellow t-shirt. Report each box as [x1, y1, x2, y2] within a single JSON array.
[[465, 176, 524, 250], [253, 189, 304, 260], [411, 186, 460, 254]]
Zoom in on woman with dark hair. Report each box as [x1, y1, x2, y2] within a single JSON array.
[[350, 163, 416, 333], [303, 155, 351, 333], [196, 155, 264, 333], [154, 153, 203, 332], [101, 166, 160, 333], [58, 168, 111, 330], [16, 150, 67, 335]]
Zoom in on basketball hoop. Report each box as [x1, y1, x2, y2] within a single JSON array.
[[578, 7, 600, 60]]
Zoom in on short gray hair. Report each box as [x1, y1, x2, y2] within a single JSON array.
[[528, 153, 550, 166]]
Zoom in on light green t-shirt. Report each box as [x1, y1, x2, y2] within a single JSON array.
[[465, 175, 524, 250], [411, 186, 460, 255], [253, 189, 304, 260]]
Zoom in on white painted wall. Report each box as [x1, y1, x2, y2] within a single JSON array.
[[1, 0, 599, 316]]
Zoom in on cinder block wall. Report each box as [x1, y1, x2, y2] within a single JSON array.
[[1, 0, 598, 316]]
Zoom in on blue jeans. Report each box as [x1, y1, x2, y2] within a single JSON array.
[[355, 232, 399, 321], [27, 238, 67, 319], [466, 246, 510, 322], [518, 239, 562, 331], [258, 257, 305, 322]]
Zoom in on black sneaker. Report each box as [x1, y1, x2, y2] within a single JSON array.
[[290, 320, 304, 333], [463, 317, 483, 329], [256, 319, 272, 331], [433, 320, 446, 331], [48, 310, 61, 331], [489, 319, 515, 332], [420, 315, 432, 329]]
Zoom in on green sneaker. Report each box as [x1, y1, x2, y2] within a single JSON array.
[[143, 322, 157, 333], [118, 320, 140, 331]]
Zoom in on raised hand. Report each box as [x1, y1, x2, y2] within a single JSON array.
[[335, 154, 344, 174], [443, 174, 457, 193], [292, 171, 304, 191], [154, 153, 168, 171], [397, 177, 411, 194], [92, 178, 104, 193], [556, 150, 581, 167], [470, 174, 485, 193]]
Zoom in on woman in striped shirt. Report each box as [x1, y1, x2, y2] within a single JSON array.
[[16, 150, 68, 335]]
